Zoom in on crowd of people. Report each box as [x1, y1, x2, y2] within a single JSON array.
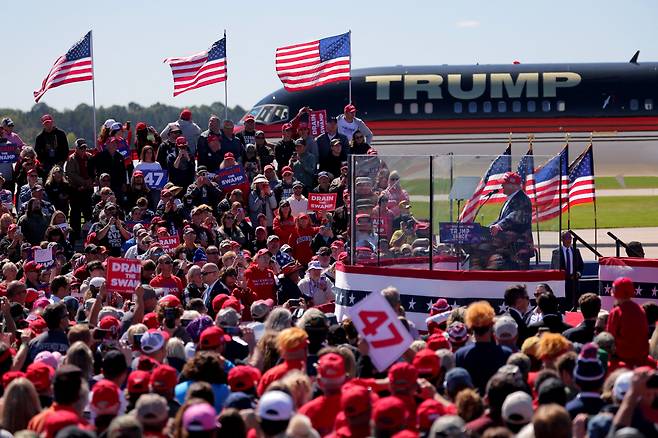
[[0, 107, 656, 438]]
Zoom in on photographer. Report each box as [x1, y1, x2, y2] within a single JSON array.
[[156, 295, 191, 343], [167, 136, 195, 188], [248, 175, 277, 227], [89, 202, 131, 257], [186, 166, 222, 207]]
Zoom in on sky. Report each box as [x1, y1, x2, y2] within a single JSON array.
[[4, 0, 658, 112]]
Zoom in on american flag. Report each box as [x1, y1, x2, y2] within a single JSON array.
[[517, 145, 536, 199], [164, 38, 227, 97], [34, 31, 93, 103], [568, 145, 596, 208], [532, 146, 569, 222], [459, 146, 511, 222], [275, 32, 351, 92]]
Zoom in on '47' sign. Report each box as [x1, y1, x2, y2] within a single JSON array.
[[348, 291, 414, 371], [142, 169, 169, 189]]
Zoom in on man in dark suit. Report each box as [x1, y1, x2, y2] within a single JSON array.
[[503, 284, 531, 346], [551, 230, 584, 310], [490, 172, 534, 270], [315, 117, 349, 163], [563, 293, 601, 344]]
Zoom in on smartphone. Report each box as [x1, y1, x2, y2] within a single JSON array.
[[288, 299, 301, 306], [133, 333, 143, 350], [224, 326, 241, 336], [93, 328, 109, 340]]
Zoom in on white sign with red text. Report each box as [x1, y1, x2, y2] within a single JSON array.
[[348, 291, 413, 371], [106, 257, 142, 295]]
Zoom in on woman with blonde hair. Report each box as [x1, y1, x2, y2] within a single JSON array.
[[64, 341, 94, 384], [0, 377, 41, 434], [281, 370, 313, 409]]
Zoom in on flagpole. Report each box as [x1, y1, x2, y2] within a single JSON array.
[[90, 30, 98, 148], [566, 134, 571, 230], [528, 137, 541, 262], [224, 30, 228, 120], [348, 30, 352, 104], [558, 148, 563, 248], [589, 140, 599, 252]]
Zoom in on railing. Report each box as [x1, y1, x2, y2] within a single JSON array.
[[607, 231, 629, 257], [569, 230, 603, 258]]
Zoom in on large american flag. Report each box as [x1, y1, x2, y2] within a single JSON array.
[[275, 32, 351, 92], [459, 146, 511, 222], [164, 38, 227, 97], [34, 31, 93, 103], [517, 145, 536, 199], [532, 146, 569, 222], [568, 145, 595, 208]]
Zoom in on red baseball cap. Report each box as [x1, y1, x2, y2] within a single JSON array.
[[317, 353, 346, 380], [502, 171, 521, 185], [132, 170, 144, 178], [224, 152, 235, 159], [244, 115, 255, 122], [612, 277, 635, 299], [40, 114, 53, 124], [44, 410, 82, 438], [412, 349, 440, 378], [180, 109, 192, 120], [228, 365, 262, 392], [281, 166, 293, 176], [26, 362, 54, 392], [24, 261, 43, 273], [211, 294, 230, 313], [127, 370, 151, 394], [222, 297, 244, 313], [136, 355, 160, 372], [417, 399, 447, 431], [199, 326, 231, 350], [344, 104, 357, 113], [2, 370, 25, 388], [150, 364, 178, 393], [426, 332, 450, 351], [159, 295, 182, 308], [136, 122, 147, 131], [341, 384, 373, 417], [388, 362, 418, 386], [372, 396, 407, 431], [142, 312, 159, 329], [99, 315, 121, 333], [28, 314, 47, 334], [176, 136, 188, 147], [91, 379, 121, 416]]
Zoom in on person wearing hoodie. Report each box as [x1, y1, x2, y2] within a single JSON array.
[[160, 109, 201, 156], [337, 104, 373, 144], [287, 213, 318, 266]]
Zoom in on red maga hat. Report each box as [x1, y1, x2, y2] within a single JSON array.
[[502, 171, 522, 185]]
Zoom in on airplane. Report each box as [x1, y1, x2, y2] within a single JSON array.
[[239, 54, 658, 174]]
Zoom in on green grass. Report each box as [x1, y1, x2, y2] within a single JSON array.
[[407, 196, 658, 230], [398, 176, 658, 197]]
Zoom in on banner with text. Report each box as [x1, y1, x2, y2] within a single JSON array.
[[216, 165, 247, 190], [159, 235, 180, 254], [142, 169, 169, 189], [106, 257, 142, 296], [308, 192, 337, 211], [309, 110, 327, 136], [0, 143, 18, 163]]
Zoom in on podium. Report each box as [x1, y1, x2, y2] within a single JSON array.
[[439, 222, 491, 245]]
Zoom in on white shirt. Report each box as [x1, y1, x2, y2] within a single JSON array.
[[287, 195, 308, 218]]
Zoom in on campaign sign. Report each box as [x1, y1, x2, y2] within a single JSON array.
[[216, 165, 247, 190], [439, 222, 489, 244], [34, 248, 53, 266], [142, 169, 169, 189], [0, 143, 18, 163], [106, 257, 142, 295], [308, 192, 337, 211], [309, 110, 327, 136], [348, 291, 414, 372], [159, 235, 179, 254]]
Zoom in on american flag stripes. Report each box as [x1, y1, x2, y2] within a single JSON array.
[[275, 32, 351, 92], [517, 146, 536, 199], [164, 38, 227, 97], [532, 146, 569, 222], [567, 145, 596, 208], [459, 146, 511, 222], [34, 31, 93, 103]]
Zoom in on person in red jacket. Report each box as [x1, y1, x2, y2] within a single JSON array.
[[257, 327, 308, 396], [328, 383, 377, 438], [244, 249, 277, 301], [288, 213, 317, 266], [299, 353, 347, 435], [273, 200, 296, 244], [149, 255, 184, 297], [606, 277, 650, 367]]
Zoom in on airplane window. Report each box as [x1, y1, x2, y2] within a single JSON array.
[[272, 106, 289, 122], [542, 101, 551, 112], [557, 101, 566, 112], [645, 99, 653, 110], [454, 102, 463, 113], [630, 99, 639, 111], [527, 101, 536, 112], [512, 101, 521, 112], [424, 103, 433, 114], [497, 101, 507, 113], [410, 103, 419, 114], [483, 102, 492, 113], [394, 103, 403, 114], [468, 102, 477, 113]]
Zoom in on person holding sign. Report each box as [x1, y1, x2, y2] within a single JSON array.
[[135, 145, 162, 173]]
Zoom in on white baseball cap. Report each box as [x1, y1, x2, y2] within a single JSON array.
[[258, 390, 294, 421]]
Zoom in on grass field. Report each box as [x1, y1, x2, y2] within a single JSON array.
[[407, 196, 658, 230]]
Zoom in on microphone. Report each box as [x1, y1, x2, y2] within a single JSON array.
[[472, 188, 501, 222]]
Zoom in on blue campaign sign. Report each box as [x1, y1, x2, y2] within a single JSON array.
[[439, 222, 490, 245], [216, 165, 246, 189], [142, 169, 169, 189], [0, 143, 18, 163]]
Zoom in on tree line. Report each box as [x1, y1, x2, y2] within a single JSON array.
[[0, 101, 247, 147]]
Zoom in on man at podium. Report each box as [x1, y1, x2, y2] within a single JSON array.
[[489, 172, 534, 270]]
